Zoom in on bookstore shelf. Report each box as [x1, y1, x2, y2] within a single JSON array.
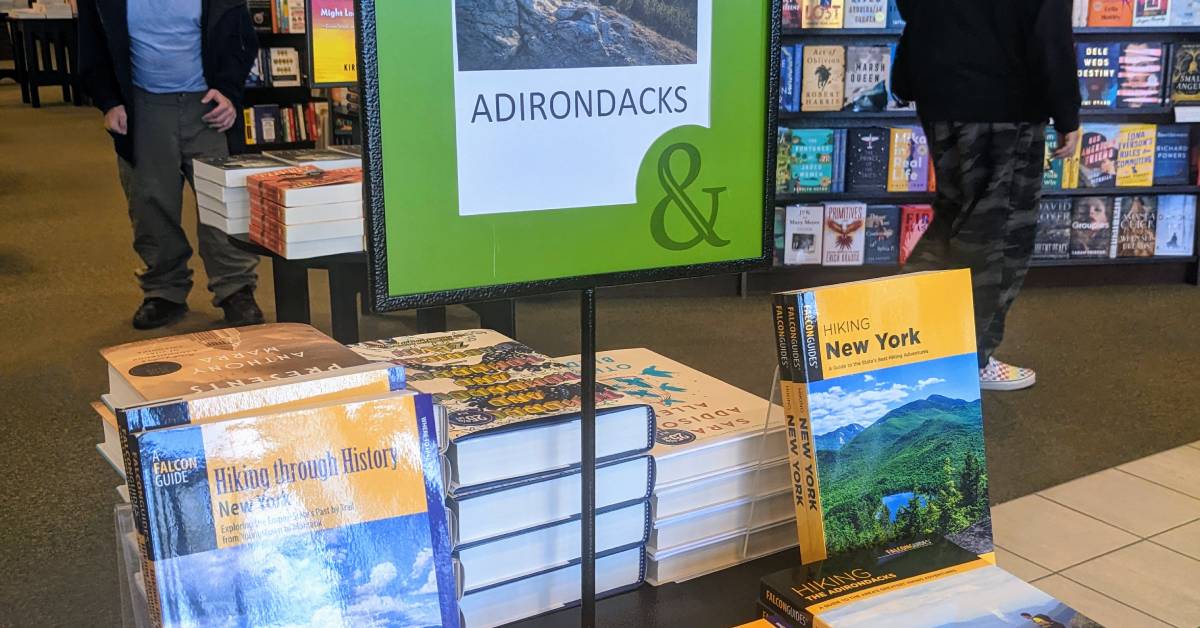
[[244, 87, 314, 103], [782, 107, 1176, 122], [779, 186, 1200, 204], [782, 28, 903, 37], [1029, 255, 1199, 267]]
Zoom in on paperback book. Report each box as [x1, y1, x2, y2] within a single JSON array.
[[773, 270, 988, 563], [845, 127, 889, 193], [1155, 194, 1197, 255], [192, 155, 287, 188], [843, 46, 890, 113], [1033, 198, 1073, 261], [1077, 43, 1120, 107], [1070, 196, 1116, 258], [1154, 124, 1190, 184], [886, 127, 929, 192], [1171, 44, 1200, 103], [1116, 196, 1159, 257], [802, 46, 846, 112], [1116, 42, 1165, 108], [785, 205, 825, 265], [863, 205, 900, 265], [1116, 123, 1157, 187], [898, 205, 933, 265], [822, 202, 867, 266], [1079, 124, 1119, 187]]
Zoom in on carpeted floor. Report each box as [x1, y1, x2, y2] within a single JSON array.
[[1, 84, 1198, 626]]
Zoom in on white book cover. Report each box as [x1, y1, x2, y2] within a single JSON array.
[[1135, 0, 1171, 26], [843, 0, 886, 28], [557, 348, 785, 488], [194, 177, 249, 203], [822, 201, 867, 265], [653, 457, 790, 519], [1156, 195, 1197, 255], [265, 234, 363, 258], [268, 47, 302, 87], [196, 192, 249, 218], [199, 207, 249, 235], [267, 199, 363, 225], [255, 217, 363, 242], [1171, 0, 1200, 24], [1072, 0, 1089, 26], [784, 204, 824, 265], [650, 489, 794, 553], [843, 45, 890, 112], [646, 519, 798, 585]]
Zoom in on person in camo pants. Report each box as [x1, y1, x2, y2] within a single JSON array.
[[893, 0, 1082, 391]]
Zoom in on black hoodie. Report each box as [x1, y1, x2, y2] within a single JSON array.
[[78, 0, 260, 164], [893, 0, 1081, 134]]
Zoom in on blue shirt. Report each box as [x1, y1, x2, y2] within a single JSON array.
[[127, 0, 208, 93]]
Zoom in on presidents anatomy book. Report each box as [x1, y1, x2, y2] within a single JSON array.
[[773, 270, 988, 564]]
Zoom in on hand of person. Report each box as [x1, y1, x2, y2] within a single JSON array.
[[1053, 128, 1081, 159], [104, 105, 127, 135], [201, 89, 238, 133]]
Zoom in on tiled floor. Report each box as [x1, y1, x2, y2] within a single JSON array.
[[992, 443, 1200, 628]]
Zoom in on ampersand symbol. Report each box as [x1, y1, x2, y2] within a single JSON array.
[[650, 143, 729, 251]]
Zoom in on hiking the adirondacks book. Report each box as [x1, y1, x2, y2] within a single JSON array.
[[772, 270, 988, 564]]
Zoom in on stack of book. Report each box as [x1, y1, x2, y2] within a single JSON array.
[[193, 155, 291, 234], [557, 349, 795, 586], [774, 203, 933, 267], [245, 165, 365, 258], [351, 330, 656, 628]]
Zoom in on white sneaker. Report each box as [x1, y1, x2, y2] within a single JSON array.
[[979, 357, 1036, 391]]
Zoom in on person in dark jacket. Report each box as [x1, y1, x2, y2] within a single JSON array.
[[78, 0, 264, 329], [893, 0, 1081, 391]]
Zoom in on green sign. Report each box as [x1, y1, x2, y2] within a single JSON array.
[[357, 0, 778, 309]]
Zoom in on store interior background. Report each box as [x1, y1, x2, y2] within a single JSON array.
[[2, 79, 1200, 624]]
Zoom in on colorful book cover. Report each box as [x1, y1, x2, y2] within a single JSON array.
[[863, 205, 901, 265], [886, 127, 930, 192], [1170, 44, 1200, 103], [253, 104, 281, 144], [844, 0, 887, 28], [821, 202, 866, 266], [1061, 129, 1084, 189], [843, 46, 890, 112], [786, 204, 826, 265], [761, 539, 1097, 627], [1116, 196, 1159, 257], [788, 129, 838, 193], [802, 0, 844, 28], [1077, 43, 1120, 108], [1078, 123, 1119, 187], [1154, 124, 1190, 184], [1117, 43, 1165, 108], [1170, 0, 1200, 24], [133, 393, 459, 628], [886, 0, 905, 28], [1070, 196, 1115, 258], [783, 0, 803, 28], [846, 127, 890, 193], [1155, 195, 1197, 255], [802, 45, 846, 112], [1116, 123, 1157, 187], [899, 205, 934, 265], [772, 270, 988, 563], [776, 128, 794, 194], [1088, 0, 1134, 25], [1043, 127, 1063, 190], [1034, 198, 1073, 260], [1134, 0, 1171, 26], [780, 45, 800, 113], [774, 207, 786, 265]]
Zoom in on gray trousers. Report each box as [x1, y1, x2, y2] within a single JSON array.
[[117, 89, 258, 306]]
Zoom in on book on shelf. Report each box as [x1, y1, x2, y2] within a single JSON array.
[[268, 47, 302, 87], [263, 147, 361, 170], [886, 126, 930, 192], [1170, 44, 1200, 104], [782, 0, 802, 29], [1171, 0, 1200, 25], [1116, 195, 1159, 256], [1088, 0, 1134, 25], [1156, 194, 1197, 255], [774, 207, 786, 265], [1117, 42, 1165, 108], [863, 205, 901, 265], [845, 127, 889, 193], [801, 0, 844, 29], [785, 128, 840, 193], [822, 201, 867, 266], [760, 538, 1096, 628], [1154, 124, 1191, 184], [1078, 43, 1120, 108], [844, 0, 887, 29], [1043, 127, 1066, 190], [1070, 196, 1116, 258], [270, 0, 305, 33], [843, 45, 890, 112], [1116, 123, 1157, 187], [252, 103, 282, 144], [785, 204, 825, 265], [801, 45, 845, 112], [1135, 0, 1172, 26], [192, 155, 287, 188], [780, 45, 800, 114], [773, 270, 990, 564], [898, 204, 934, 265], [886, 0, 905, 28], [1034, 197, 1073, 261], [1079, 123, 1119, 187], [245, 53, 265, 88], [247, 0, 270, 31], [350, 330, 655, 493]]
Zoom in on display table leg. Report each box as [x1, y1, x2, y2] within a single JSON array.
[[328, 264, 361, 344], [271, 260, 311, 324], [469, 299, 516, 337], [416, 307, 447, 333]]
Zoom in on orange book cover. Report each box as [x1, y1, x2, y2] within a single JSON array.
[[1088, 0, 1133, 26], [259, 167, 362, 206], [246, 166, 319, 199]]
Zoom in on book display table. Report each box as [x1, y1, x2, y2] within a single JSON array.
[[5, 15, 80, 108]]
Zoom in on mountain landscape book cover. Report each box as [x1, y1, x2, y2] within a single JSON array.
[[822, 202, 867, 266], [802, 45, 846, 112], [886, 127, 930, 192], [1079, 124, 1119, 187], [1070, 196, 1115, 258], [864, 205, 900, 265], [1116, 123, 1156, 187], [1170, 44, 1200, 103], [1155, 195, 1197, 255], [788, 129, 838, 193], [1034, 198, 1073, 260], [772, 270, 988, 564], [1077, 43, 1120, 107], [1116, 196, 1158, 257], [898, 205, 933, 265], [785, 204, 825, 265], [843, 46, 890, 112], [845, 127, 889, 193], [760, 538, 1099, 628], [1117, 42, 1165, 108]]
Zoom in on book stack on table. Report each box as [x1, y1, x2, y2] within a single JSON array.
[[245, 164, 364, 258], [351, 330, 657, 628], [193, 155, 292, 234]]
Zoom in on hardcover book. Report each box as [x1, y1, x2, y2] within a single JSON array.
[[1154, 124, 1190, 184], [1117, 42, 1165, 108], [1073, 0, 1090, 26], [843, 46, 890, 112], [801, 0, 844, 28], [1088, 0, 1133, 25], [1171, 0, 1200, 24], [772, 270, 988, 563], [1034, 198, 1073, 260], [822, 202, 867, 266], [262, 148, 361, 170], [1116, 196, 1159, 257], [1155, 194, 1197, 255], [248, 167, 363, 207], [267, 47, 301, 87], [886, 0, 905, 28], [1070, 196, 1116, 258], [845, 127, 889, 193], [192, 155, 287, 188], [1077, 43, 1120, 108], [802, 46, 846, 112], [131, 393, 459, 628], [1043, 127, 1064, 190], [1078, 123, 1119, 187], [886, 127, 930, 192], [780, 45, 800, 114], [774, 207, 786, 265], [1170, 44, 1200, 103], [844, 0, 887, 28], [252, 104, 281, 144], [776, 128, 794, 194], [898, 204, 934, 265], [1116, 123, 1157, 187], [760, 539, 1097, 628], [863, 205, 900, 265], [1134, 0, 1171, 26], [787, 129, 838, 193], [782, 0, 802, 28], [785, 204, 825, 265]]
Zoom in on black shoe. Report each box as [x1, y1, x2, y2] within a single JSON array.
[[133, 298, 188, 330], [219, 286, 264, 327]]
